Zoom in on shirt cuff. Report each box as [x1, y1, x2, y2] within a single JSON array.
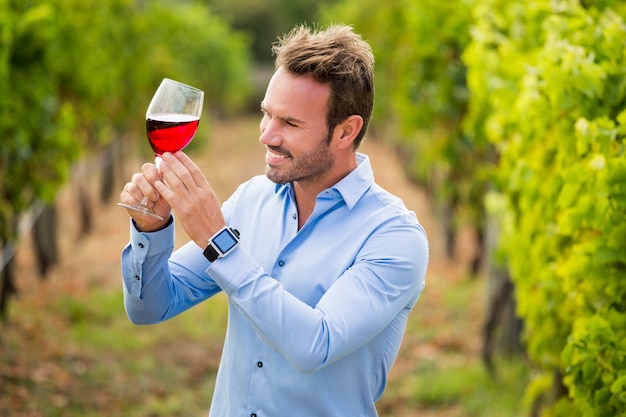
[[129, 216, 175, 256], [206, 245, 260, 296]]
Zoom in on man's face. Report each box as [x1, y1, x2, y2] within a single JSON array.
[[259, 67, 335, 185]]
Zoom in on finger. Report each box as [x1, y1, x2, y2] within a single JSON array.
[[159, 158, 193, 200], [173, 151, 209, 189], [122, 170, 156, 204], [121, 177, 149, 205], [119, 183, 133, 204], [161, 152, 207, 191], [154, 180, 181, 210], [160, 153, 193, 191], [140, 163, 163, 202]]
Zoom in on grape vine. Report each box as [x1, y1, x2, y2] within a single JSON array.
[[0, 0, 252, 316]]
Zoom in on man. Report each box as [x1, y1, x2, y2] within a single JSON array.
[[120, 24, 428, 417]]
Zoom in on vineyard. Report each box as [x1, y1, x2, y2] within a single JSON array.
[[2, 0, 626, 416]]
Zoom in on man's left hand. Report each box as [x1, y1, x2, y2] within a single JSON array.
[[155, 151, 227, 249]]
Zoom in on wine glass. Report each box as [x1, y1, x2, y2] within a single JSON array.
[[118, 78, 204, 220]]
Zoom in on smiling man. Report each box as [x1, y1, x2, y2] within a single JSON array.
[[119, 24, 428, 417]]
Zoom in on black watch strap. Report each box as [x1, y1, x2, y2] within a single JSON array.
[[203, 245, 220, 262]]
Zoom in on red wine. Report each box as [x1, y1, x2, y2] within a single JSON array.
[[146, 113, 200, 155]]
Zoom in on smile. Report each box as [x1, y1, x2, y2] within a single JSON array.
[[268, 150, 289, 159], [266, 150, 290, 165]]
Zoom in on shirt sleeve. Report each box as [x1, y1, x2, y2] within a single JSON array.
[[121, 183, 247, 325], [121, 217, 222, 324], [207, 222, 428, 374]]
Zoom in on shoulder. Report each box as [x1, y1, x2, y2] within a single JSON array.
[[225, 175, 287, 211], [362, 182, 421, 226], [234, 175, 278, 196]]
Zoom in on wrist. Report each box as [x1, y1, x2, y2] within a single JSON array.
[[203, 227, 240, 262], [133, 216, 172, 233]]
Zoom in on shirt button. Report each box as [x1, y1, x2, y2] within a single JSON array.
[[257, 361, 263, 368], [292, 213, 297, 220], [251, 414, 257, 417], [278, 260, 285, 267], [138, 243, 144, 248], [134, 275, 140, 281]]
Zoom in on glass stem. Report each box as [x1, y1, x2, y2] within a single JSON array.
[[146, 155, 164, 207]]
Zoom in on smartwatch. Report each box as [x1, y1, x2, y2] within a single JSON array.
[[203, 227, 240, 262]]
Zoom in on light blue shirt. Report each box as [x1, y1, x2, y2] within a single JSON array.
[[122, 153, 428, 417]]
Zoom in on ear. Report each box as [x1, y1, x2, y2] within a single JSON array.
[[334, 115, 364, 150]]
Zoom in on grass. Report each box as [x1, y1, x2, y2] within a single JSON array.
[[2, 288, 228, 417], [401, 356, 529, 416]]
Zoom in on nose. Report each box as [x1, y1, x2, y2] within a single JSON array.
[[259, 117, 280, 147]]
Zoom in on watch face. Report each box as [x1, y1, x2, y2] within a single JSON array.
[[213, 229, 239, 253]]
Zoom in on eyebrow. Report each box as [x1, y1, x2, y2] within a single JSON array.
[[260, 102, 306, 126]]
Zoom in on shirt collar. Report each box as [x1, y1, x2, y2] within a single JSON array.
[[274, 152, 374, 210]]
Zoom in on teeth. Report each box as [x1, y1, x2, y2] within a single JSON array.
[[268, 151, 288, 159]]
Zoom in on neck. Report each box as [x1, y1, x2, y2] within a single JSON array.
[[293, 153, 358, 229]]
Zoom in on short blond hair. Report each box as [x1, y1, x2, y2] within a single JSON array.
[[272, 24, 374, 148]]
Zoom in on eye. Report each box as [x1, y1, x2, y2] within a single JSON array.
[[260, 105, 300, 128]]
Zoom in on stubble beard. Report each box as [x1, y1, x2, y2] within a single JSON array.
[[265, 134, 335, 186]]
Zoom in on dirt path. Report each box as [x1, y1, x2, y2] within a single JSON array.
[[6, 116, 481, 416]]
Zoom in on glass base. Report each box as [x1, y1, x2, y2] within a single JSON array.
[[117, 202, 164, 221]]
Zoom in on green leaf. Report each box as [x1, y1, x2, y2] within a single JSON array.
[[611, 375, 626, 396], [607, 223, 626, 249]]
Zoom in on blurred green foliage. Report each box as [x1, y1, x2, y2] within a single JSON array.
[[206, 0, 338, 62], [320, 0, 487, 241], [464, 1, 626, 415], [0, 0, 251, 246]]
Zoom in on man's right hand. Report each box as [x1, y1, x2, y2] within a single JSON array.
[[119, 162, 172, 232]]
